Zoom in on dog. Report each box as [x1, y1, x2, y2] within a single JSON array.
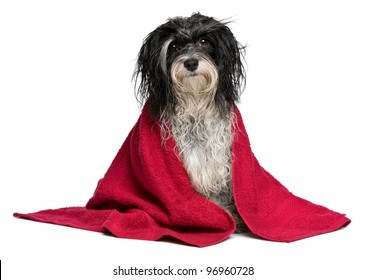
[[134, 13, 248, 232]]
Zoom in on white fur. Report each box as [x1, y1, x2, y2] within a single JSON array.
[[162, 54, 234, 206], [160, 53, 247, 231], [172, 106, 233, 199]]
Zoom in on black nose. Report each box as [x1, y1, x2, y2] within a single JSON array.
[[184, 58, 199, 72]]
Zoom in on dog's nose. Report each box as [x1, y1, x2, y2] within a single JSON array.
[[184, 58, 199, 72]]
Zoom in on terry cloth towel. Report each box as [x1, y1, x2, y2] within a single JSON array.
[[14, 105, 350, 247]]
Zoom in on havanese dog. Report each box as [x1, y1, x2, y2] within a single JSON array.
[[134, 13, 248, 232]]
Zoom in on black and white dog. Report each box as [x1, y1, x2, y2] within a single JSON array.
[[134, 13, 247, 231]]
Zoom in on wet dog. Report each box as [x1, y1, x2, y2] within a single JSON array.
[[134, 13, 247, 231]]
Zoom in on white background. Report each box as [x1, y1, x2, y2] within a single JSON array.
[[1, 0, 364, 279]]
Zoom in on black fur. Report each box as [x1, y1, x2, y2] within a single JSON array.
[[134, 13, 246, 119]]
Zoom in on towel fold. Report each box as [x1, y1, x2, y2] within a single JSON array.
[[14, 105, 350, 247]]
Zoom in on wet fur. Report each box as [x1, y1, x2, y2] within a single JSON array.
[[134, 13, 248, 232]]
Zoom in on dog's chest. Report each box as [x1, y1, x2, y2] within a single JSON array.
[[171, 115, 233, 198]]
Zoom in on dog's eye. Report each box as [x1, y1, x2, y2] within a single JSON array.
[[198, 38, 209, 47], [169, 42, 180, 52]]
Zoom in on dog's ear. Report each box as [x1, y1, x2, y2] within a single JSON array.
[[134, 29, 160, 105], [134, 27, 174, 119], [208, 23, 246, 109]]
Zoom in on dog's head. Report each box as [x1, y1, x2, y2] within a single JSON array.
[[134, 13, 246, 119]]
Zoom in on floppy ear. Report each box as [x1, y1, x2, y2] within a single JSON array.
[[207, 24, 246, 110], [134, 28, 175, 119], [134, 30, 160, 106]]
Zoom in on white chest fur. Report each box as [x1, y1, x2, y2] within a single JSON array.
[[170, 109, 234, 203]]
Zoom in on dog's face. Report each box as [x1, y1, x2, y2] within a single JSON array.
[[134, 13, 246, 119]]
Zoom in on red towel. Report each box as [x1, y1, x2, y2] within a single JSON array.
[[14, 105, 350, 247]]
